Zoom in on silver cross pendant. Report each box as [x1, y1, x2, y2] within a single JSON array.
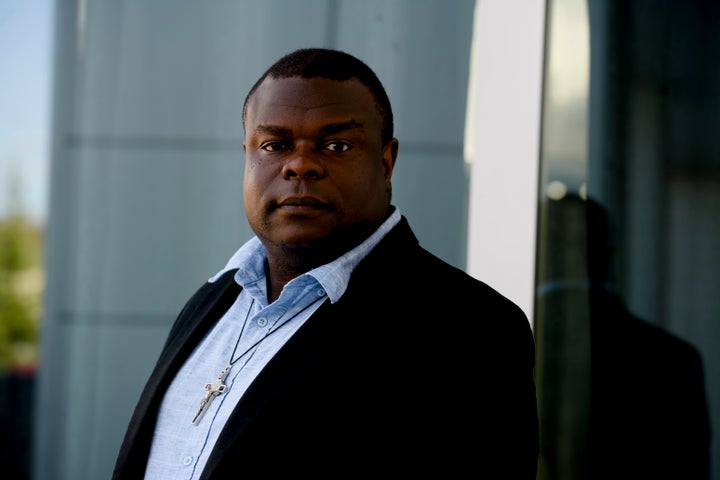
[[192, 364, 232, 425]]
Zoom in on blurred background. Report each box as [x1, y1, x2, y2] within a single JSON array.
[[1, 1, 718, 479]]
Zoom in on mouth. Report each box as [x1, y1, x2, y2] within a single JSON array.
[[274, 196, 332, 212]]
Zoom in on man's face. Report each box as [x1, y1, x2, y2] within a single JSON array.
[[243, 76, 397, 251]]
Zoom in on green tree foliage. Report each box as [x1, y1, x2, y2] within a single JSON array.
[[0, 174, 42, 371]]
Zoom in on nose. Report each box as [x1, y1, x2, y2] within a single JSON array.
[[281, 145, 325, 180]]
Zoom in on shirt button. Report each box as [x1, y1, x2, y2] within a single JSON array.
[[317, 289, 326, 297], [182, 456, 193, 466], [256, 317, 268, 327]]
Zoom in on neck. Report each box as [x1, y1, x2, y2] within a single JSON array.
[[262, 233, 369, 303], [263, 243, 341, 303], [260, 215, 391, 303]]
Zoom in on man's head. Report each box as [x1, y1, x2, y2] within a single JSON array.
[[242, 48, 399, 265], [243, 48, 394, 146]]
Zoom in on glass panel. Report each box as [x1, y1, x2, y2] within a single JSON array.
[[536, 1, 718, 479], [535, 1, 592, 477]]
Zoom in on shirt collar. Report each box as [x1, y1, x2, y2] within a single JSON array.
[[208, 207, 401, 304]]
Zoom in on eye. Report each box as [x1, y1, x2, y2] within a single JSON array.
[[324, 141, 351, 153], [261, 141, 291, 152]]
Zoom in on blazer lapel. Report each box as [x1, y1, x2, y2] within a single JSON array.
[[201, 217, 420, 477], [199, 297, 350, 478], [113, 270, 242, 478]]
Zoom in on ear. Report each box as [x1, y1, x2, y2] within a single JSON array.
[[381, 138, 399, 181]]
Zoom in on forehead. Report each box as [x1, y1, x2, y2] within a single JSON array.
[[245, 76, 381, 132]]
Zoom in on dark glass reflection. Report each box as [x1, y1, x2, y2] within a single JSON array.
[[535, 0, 720, 478], [537, 195, 711, 479]]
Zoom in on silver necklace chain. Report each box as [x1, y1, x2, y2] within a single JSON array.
[[191, 294, 324, 425]]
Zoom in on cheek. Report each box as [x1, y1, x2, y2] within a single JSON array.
[[361, 163, 389, 191], [243, 172, 262, 214], [243, 161, 267, 197], [243, 162, 279, 216], [347, 167, 387, 206]]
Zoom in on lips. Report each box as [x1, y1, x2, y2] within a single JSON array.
[[274, 196, 331, 210]]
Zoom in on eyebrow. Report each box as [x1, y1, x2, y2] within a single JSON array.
[[319, 120, 365, 136], [252, 120, 365, 137], [253, 124, 293, 136]]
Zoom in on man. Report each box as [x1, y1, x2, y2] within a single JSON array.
[[113, 48, 538, 479]]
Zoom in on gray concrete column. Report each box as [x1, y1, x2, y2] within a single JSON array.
[[34, 1, 475, 478]]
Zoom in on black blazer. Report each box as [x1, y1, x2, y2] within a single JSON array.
[[113, 217, 539, 479]]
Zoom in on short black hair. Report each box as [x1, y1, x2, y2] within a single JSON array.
[[242, 48, 394, 146]]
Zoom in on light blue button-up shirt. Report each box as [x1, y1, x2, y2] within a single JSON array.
[[144, 208, 401, 479]]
